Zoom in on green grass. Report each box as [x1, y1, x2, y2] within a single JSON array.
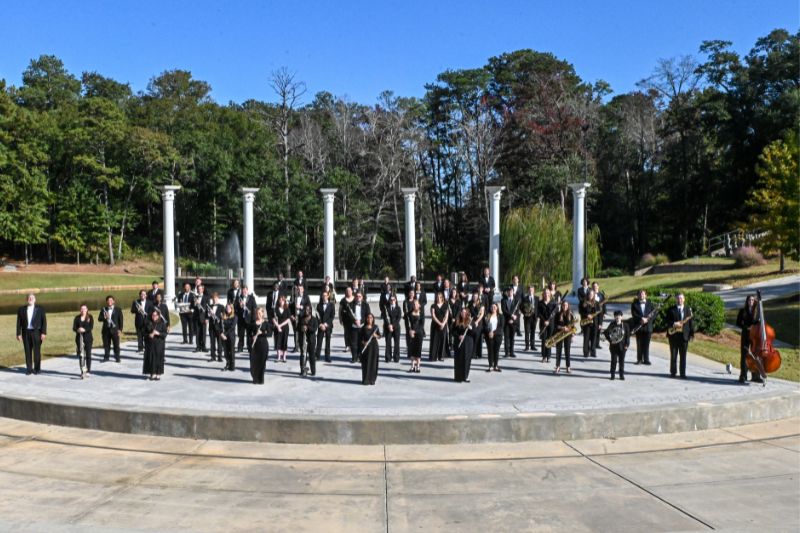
[[672, 257, 737, 266], [0, 310, 178, 369], [597, 258, 799, 301], [725, 295, 800, 347], [0, 272, 160, 292]]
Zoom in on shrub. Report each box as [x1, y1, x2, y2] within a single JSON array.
[[651, 291, 725, 335], [597, 267, 627, 278], [733, 246, 766, 268], [653, 253, 670, 265], [638, 253, 670, 268]]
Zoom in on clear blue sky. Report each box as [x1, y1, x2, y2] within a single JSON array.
[[2, 0, 797, 105]]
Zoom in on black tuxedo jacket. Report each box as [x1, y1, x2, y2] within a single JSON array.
[[98, 306, 123, 332], [349, 301, 371, 327], [384, 304, 402, 331], [630, 299, 656, 334], [16, 305, 47, 335], [666, 305, 694, 341], [481, 276, 496, 292], [130, 299, 154, 329], [316, 301, 335, 328], [146, 288, 163, 303], [227, 287, 242, 306]]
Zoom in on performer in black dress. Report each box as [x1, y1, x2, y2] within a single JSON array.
[[339, 287, 355, 352], [290, 285, 310, 354], [447, 290, 462, 358], [72, 304, 94, 378], [383, 294, 402, 363], [315, 291, 335, 362], [192, 285, 210, 353], [349, 292, 370, 363], [453, 308, 474, 383], [429, 292, 449, 362], [457, 272, 470, 302], [221, 303, 237, 371], [143, 309, 167, 381], [359, 313, 381, 385], [468, 291, 485, 359], [250, 307, 273, 384], [272, 297, 291, 363], [736, 295, 759, 384], [553, 300, 575, 374], [537, 288, 557, 363], [406, 300, 425, 373], [237, 285, 257, 352], [483, 303, 504, 372]]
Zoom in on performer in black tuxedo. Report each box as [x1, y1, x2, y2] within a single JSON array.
[[226, 278, 242, 342], [521, 286, 538, 351], [315, 291, 335, 362], [404, 275, 417, 296], [293, 270, 306, 294], [98, 295, 123, 362], [590, 281, 606, 348], [457, 273, 470, 302], [666, 293, 694, 379], [291, 285, 311, 353], [431, 274, 445, 294], [378, 277, 393, 320], [483, 303, 504, 372], [348, 292, 371, 363], [298, 305, 318, 376], [207, 292, 224, 362], [446, 290, 462, 358], [429, 292, 450, 362], [537, 289, 557, 363], [604, 310, 631, 380], [501, 286, 519, 358], [480, 266, 495, 298], [237, 285, 257, 352], [339, 287, 355, 352], [630, 289, 655, 365], [510, 275, 523, 336], [736, 295, 759, 384], [192, 285, 210, 353], [146, 280, 163, 304], [176, 283, 195, 344], [130, 290, 152, 352], [576, 277, 591, 302], [265, 282, 281, 321], [16, 294, 47, 375], [383, 294, 402, 363], [453, 308, 474, 383], [320, 276, 335, 297]]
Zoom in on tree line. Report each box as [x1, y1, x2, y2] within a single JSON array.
[[0, 28, 796, 281]]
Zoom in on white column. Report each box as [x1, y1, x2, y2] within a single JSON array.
[[241, 187, 259, 294], [486, 186, 505, 294], [401, 188, 418, 280], [161, 185, 181, 308], [320, 188, 337, 282], [568, 182, 590, 301]]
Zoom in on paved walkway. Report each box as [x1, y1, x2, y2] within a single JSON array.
[[714, 274, 800, 309], [0, 416, 796, 532]]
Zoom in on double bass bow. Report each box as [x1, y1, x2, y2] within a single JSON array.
[[746, 289, 782, 385]]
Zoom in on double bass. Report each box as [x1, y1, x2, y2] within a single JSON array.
[[746, 290, 781, 385]]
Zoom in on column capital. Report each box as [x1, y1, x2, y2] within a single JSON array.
[[320, 188, 338, 200], [568, 182, 591, 197], [161, 185, 181, 201], [400, 187, 418, 202], [241, 187, 259, 202], [486, 185, 505, 200]]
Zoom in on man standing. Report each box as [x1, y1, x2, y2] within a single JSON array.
[[481, 266, 496, 298], [315, 291, 335, 362], [177, 282, 195, 345], [604, 310, 631, 380], [384, 294, 402, 363], [521, 286, 538, 351], [291, 285, 311, 353], [237, 285, 257, 352], [16, 294, 47, 375], [666, 293, 694, 378], [147, 281, 163, 304], [130, 290, 152, 352], [98, 295, 123, 362], [501, 286, 519, 358], [630, 289, 654, 365], [192, 285, 210, 353]]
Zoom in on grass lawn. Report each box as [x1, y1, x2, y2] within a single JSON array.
[[0, 310, 178, 369], [654, 329, 800, 382], [725, 294, 799, 347], [0, 272, 160, 292], [598, 258, 799, 301]]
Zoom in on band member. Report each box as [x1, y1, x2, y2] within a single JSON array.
[[143, 309, 167, 381], [553, 300, 575, 374], [521, 286, 538, 351], [501, 286, 519, 358], [266, 282, 281, 320], [630, 289, 654, 365], [351, 277, 365, 297], [537, 288, 557, 363], [98, 295, 123, 362], [457, 272, 470, 302], [414, 281, 427, 307], [207, 292, 224, 363], [604, 310, 631, 380], [480, 266, 496, 297], [276, 272, 288, 297], [237, 285, 257, 352], [429, 292, 449, 362], [72, 304, 93, 378], [130, 290, 151, 352], [226, 279, 242, 339], [379, 277, 393, 319], [510, 275, 522, 336], [404, 275, 417, 295], [291, 285, 311, 353], [580, 289, 600, 358], [339, 287, 355, 351], [577, 277, 591, 302], [177, 283, 195, 344], [221, 303, 237, 371], [250, 307, 273, 384], [321, 275, 335, 297], [293, 270, 306, 295], [591, 281, 606, 348], [153, 292, 170, 330], [16, 294, 47, 375], [736, 295, 759, 384], [666, 293, 694, 379], [453, 308, 474, 382], [272, 296, 291, 363], [476, 281, 490, 309], [447, 290, 462, 358], [484, 302, 504, 372], [547, 281, 563, 304], [299, 305, 318, 376], [193, 277, 203, 293], [147, 281, 163, 303], [349, 292, 371, 364], [442, 279, 452, 302], [360, 313, 381, 385], [432, 274, 445, 294], [192, 285, 210, 353], [406, 300, 425, 373], [468, 291, 485, 359], [383, 294, 402, 363], [315, 291, 335, 362]]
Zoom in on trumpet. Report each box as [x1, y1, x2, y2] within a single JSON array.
[[544, 319, 578, 348], [667, 310, 693, 336]]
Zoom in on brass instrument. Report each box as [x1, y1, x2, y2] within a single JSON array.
[[544, 319, 578, 348], [606, 323, 626, 344], [103, 307, 117, 330], [630, 294, 670, 335], [580, 303, 603, 326], [136, 300, 148, 318], [521, 297, 535, 318], [78, 329, 87, 375], [667, 309, 693, 336]]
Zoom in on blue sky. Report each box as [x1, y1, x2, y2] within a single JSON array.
[[2, 0, 797, 105]]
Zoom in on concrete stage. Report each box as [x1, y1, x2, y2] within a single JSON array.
[[0, 326, 796, 444]]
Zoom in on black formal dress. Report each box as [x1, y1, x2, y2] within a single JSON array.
[[453, 323, 474, 382], [446, 299, 462, 358], [250, 320, 273, 384], [222, 315, 237, 370], [273, 307, 291, 352], [469, 302, 484, 359], [98, 305, 123, 361], [407, 313, 425, 359], [604, 321, 631, 379], [72, 314, 94, 373], [665, 305, 694, 378], [428, 303, 449, 361], [143, 319, 168, 376], [339, 296, 355, 349], [360, 324, 381, 385], [630, 299, 655, 364]]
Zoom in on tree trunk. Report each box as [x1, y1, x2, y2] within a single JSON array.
[[779, 250, 785, 272]]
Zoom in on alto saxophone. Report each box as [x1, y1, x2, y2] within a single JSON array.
[[667, 310, 693, 335]]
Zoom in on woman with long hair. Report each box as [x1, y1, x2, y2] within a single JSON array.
[[272, 296, 291, 363], [429, 292, 449, 362], [251, 307, 273, 384], [72, 304, 94, 379], [484, 303, 504, 372], [453, 308, 474, 382], [406, 300, 425, 373], [736, 295, 760, 384], [359, 313, 381, 385], [143, 309, 167, 381], [221, 303, 237, 371], [468, 291, 485, 360]]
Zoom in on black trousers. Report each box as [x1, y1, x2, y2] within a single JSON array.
[[300, 331, 316, 375], [610, 345, 626, 378], [179, 313, 194, 343], [315, 325, 332, 361], [636, 331, 651, 363], [350, 328, 361, 363], [209, 327, 221, 359], [223, 334, 236, 370], [503, 322, 516, 357], [236, 316, 252, 351], [22, 329, 42, 372], [385, 326, 400, 362], [135, 325, 146, 351], [556, 338, 571, 368], [668, 336, 688, 377], [102, 329, 121, 359], [76, 339, 92, 372], [540, 334, 552, 361], [486, 334, 502, 368], [582, 324, 597, 357], [523, 316, 536, 349], [195, 319, 207, 351]]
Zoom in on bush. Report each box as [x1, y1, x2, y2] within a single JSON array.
[[733, 246, 766, 268], [638, 253, 670, 268], [597, 267, 627, 278], [651, 291, 725, 335]]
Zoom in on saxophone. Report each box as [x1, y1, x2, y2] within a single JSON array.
[[580, 302, 603, 326], [667, 309, 693, 335], [545, 316, 578, 348]]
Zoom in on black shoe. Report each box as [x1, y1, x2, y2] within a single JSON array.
[[510, 354, 516, 358], [406, 368, 415, 373], [620, 376, 625, 380], [325, 358, 331, 363], [634, 361, 641, 365], [25, 370, 32, 376], [495, 367, 502, 372], [643, 361, 651, 365], [610, 376, 615, 380], [485, 368, 492, 372], [738, 377, 746, 384], [464, 379, 470, 383], [103, 358, 109, 362], [115, 358, 121, 363]]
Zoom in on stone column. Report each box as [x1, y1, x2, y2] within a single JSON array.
[[401, 188, 418, 281], [568, 182, 590, 300], [241, 188, 259, 294], [161, 185, 181, 307], [320, 188, 338, 282], [486, 186, 505, 294]]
